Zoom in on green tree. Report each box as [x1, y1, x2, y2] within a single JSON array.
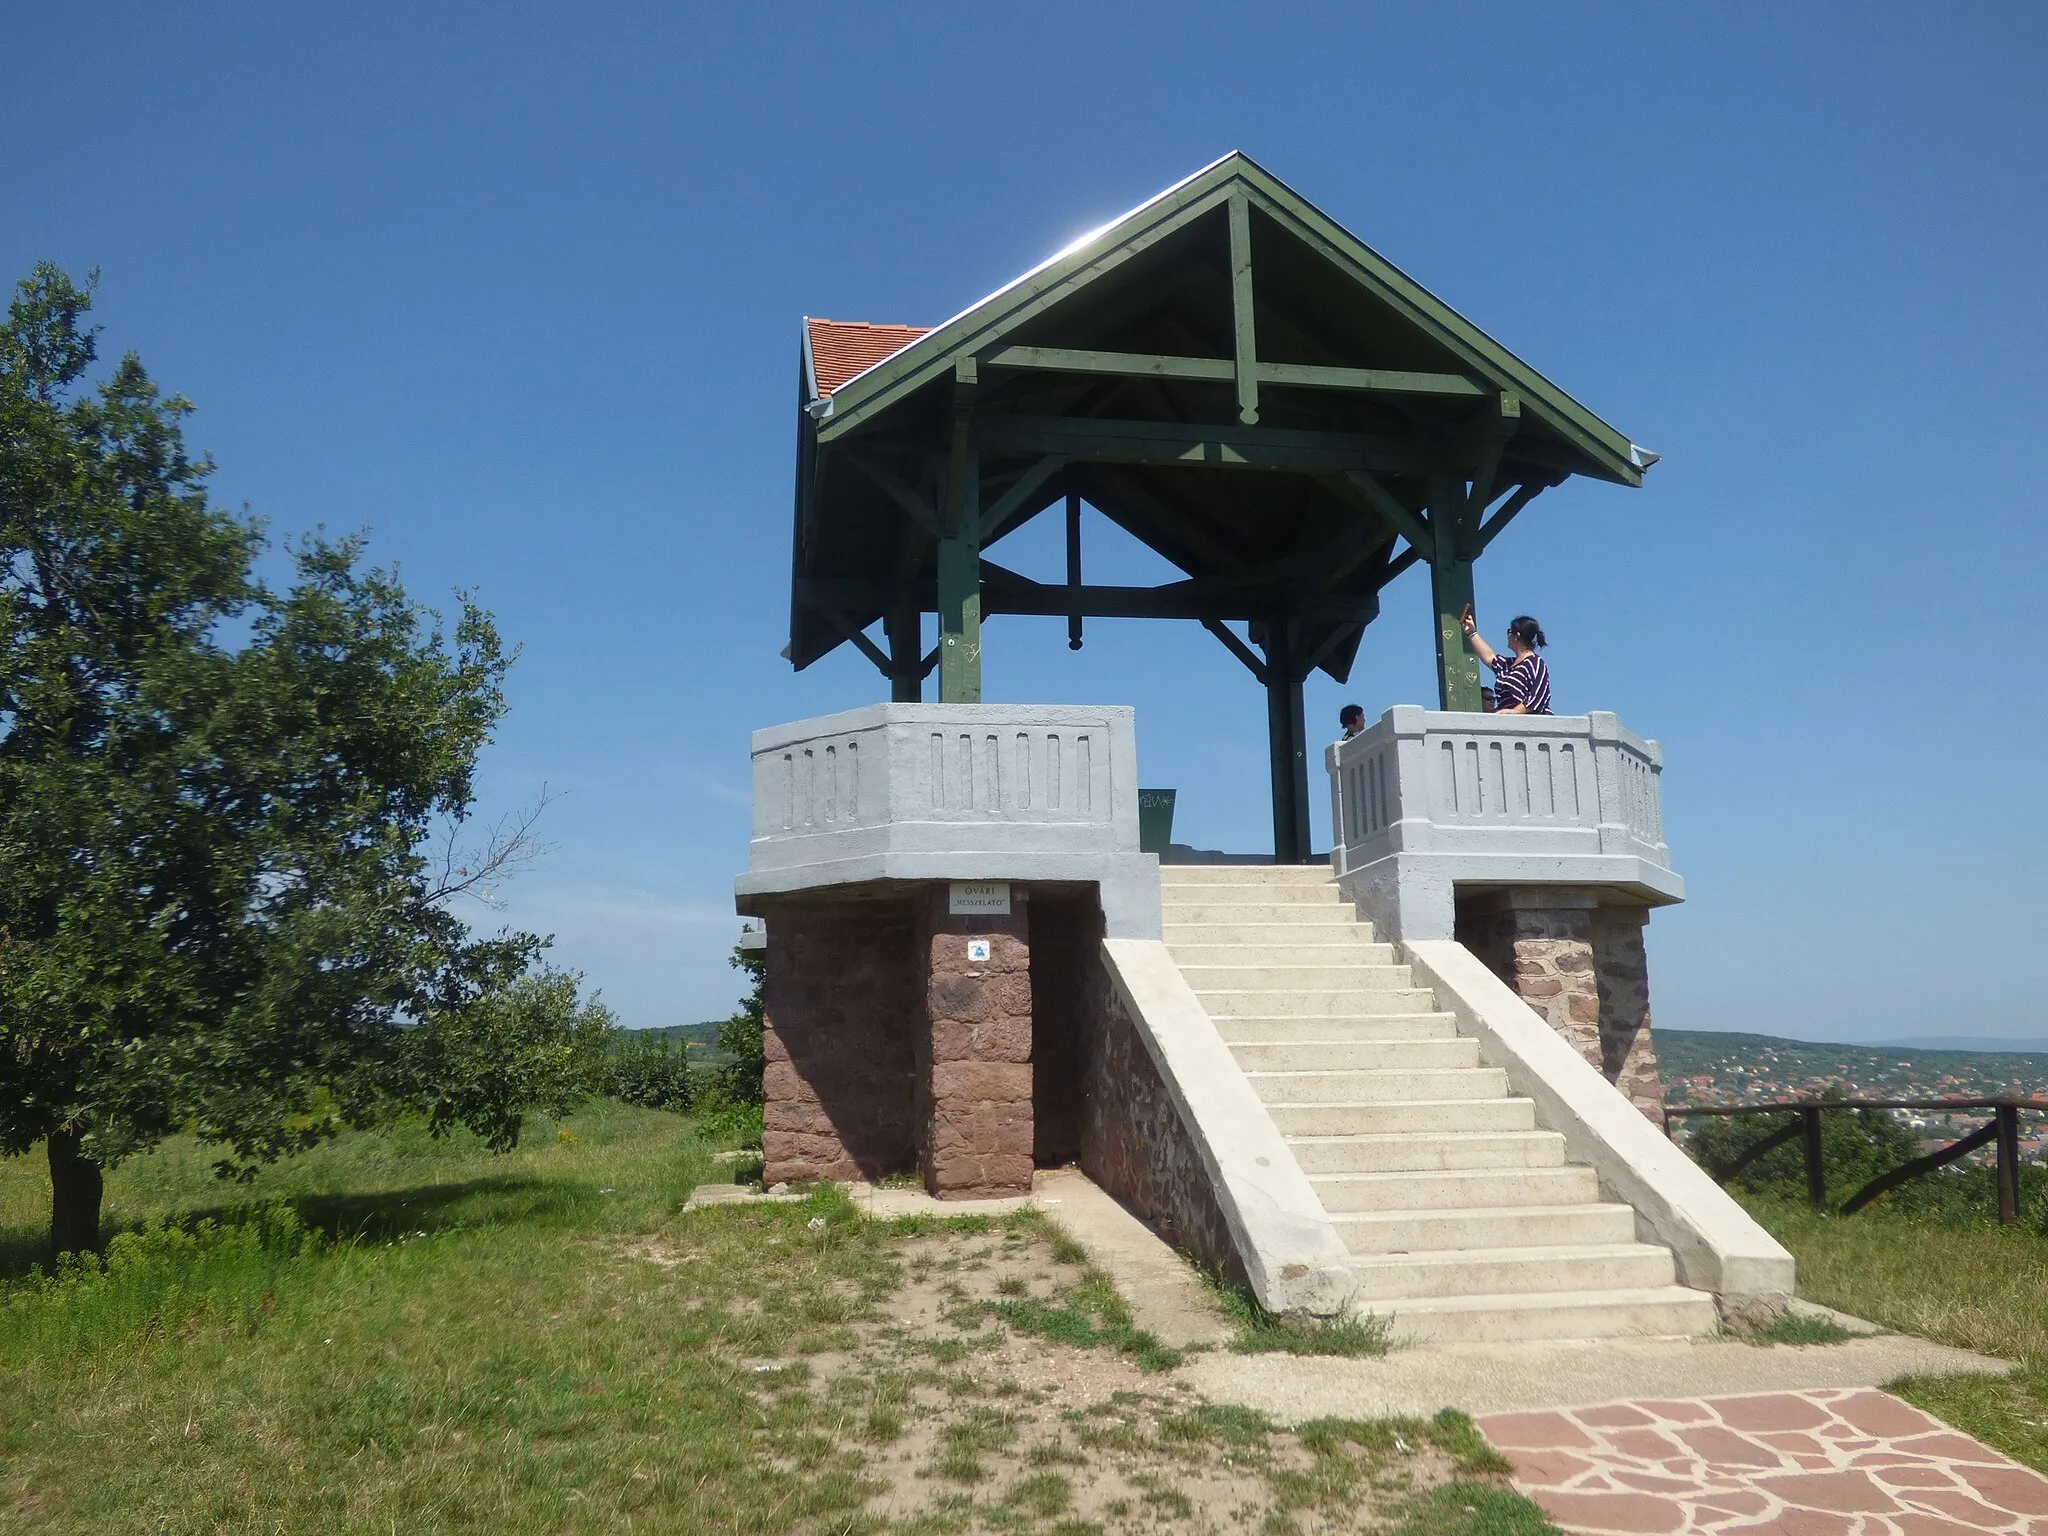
[[714, 941, 766, 1108], [0, 264, 607, 1257]]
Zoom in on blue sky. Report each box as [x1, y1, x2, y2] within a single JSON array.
[[5, 5, 2044, 1044]]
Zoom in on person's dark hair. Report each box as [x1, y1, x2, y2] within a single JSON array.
[[1339, 703, 1365, 728], [1507, 615, 1547, 649]]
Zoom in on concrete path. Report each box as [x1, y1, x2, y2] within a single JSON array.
[[1479, 1388, 2048, 1534], [1030, 1168, 1235, 1349], [1183, 1333, 2012, 1422]]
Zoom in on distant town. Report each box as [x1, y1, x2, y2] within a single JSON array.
[[1658, 1029, 2048, 1162]]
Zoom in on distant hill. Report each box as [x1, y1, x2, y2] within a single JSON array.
[[1657, 1029, 2048, 1104], [615, 1021, 732, 1063], [1883, 1035, 2048, 1055]]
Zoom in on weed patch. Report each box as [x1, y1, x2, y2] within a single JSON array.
[[1742, 1309, 1855, 1346], [1211, 1278, 1394, 1357], [980, 1266, 1183, 1372]]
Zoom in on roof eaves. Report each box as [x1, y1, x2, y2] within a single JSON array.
[[800, 316, 821, 406]]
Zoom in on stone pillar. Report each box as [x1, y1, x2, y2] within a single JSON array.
[[761, 899, 920, 1186], [1592, 906, 1664, 1121], [1455, 887, 1664, 1122], [917, 889, 1034, 1197]]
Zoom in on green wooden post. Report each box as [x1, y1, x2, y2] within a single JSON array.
[[937, 531, 981, 702], [1428, 473, 1483, 712], [938, 363, 982, 703], [1262, 622, 1311, 863], [886, 598, 921, 703]]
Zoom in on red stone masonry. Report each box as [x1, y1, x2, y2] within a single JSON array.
[[1458, 887, 1665, 1121], [917, 890, 1034, 1198], [761, 898, 919, 1186]]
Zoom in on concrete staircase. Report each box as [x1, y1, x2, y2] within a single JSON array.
[[1160, 865, 1718, 1344]]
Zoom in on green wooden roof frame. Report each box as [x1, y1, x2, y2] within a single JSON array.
[[812, 152, 1649, 480], [787, 151, 1657, 860]]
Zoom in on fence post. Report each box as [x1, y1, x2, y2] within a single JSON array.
[[1802, 1107, 1826, 1211], [1996, 1103, 2021, 1226]]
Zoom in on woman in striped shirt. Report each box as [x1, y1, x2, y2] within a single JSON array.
[[1460, 609, 1553, 715]]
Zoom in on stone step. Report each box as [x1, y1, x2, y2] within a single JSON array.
[[1196, 988, 1442, 1017], [1215, 1014, 1459, 1044], [1269, 1098, 1539, 1135], [1348, 1242, 1674, 1301], [1230, 1038, 1480, 1073], [1158, 883, 1345, 906], [1160, 866, 1338, 885], [1310, 1165, 1599, 1213], [1167, 941, 1397, 967], [1369, 1286, 1718, 1345], [1163, 923, 1382, 948], [1288, 1130, 1567, 1174], [1177, 964, 1417, 992], [1162, 906, 1362, 930], [1333, 1202, 1639, 1254], [1249, 1066, 1509, 1104]]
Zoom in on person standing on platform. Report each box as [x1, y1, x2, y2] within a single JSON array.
[[1460, 609, 1553, 715], [1339, 703, 1367, 739]]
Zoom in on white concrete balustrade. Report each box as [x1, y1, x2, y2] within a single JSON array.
[[737, 703, 1161, 937], [1327, 706, 1684, 940]]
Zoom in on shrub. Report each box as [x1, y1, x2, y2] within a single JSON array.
[[713, 943, 766, 1108], [1, 1203, 321, 1355], [603, 1031, 697, 1113]]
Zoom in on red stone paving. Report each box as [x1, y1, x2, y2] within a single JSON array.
[[1478, 1389, 2048, 1535]]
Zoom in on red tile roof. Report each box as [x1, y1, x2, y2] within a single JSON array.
[[806, 318, 930, 398]]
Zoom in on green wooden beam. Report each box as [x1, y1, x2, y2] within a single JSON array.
[[981, 344, 1486, 401], [850, 453, 939, 536], [979, 415, 1432, 475], [813, 603, 894, 678], [1228, 193, 1260, 426], [979, 453, 1067, 539], [1328, 468, 1434, 561], [1258, 361, 1484, 397], [1201, 617, 1268, 685], [1474, 480, 1548, 554], [1462, 391, 1522, 511], [977, 564, 1379, 622], [983, 345, 1232, 383]]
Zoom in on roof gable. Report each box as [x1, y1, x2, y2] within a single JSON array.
[[810, 151, 1650, 487]]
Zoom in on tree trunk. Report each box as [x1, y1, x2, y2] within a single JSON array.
[[47, 1129, 104, 1259]]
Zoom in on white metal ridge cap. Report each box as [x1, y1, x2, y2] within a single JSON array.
[[816, 152, 1245, 422]]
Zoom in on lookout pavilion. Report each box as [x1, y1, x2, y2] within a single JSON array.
[[736, 154, 1792, 1339], [788, 150, 1658, 862]]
